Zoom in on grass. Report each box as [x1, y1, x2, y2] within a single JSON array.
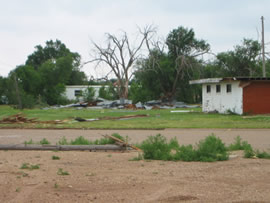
[[52, 155, 60, 160], [20, 163, 40, 170], [1, 105, 270, 129], [57, 168, 69, 175]]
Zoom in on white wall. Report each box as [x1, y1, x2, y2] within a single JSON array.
[[65, 85, 105, 101], [202, 81, 243, 114]]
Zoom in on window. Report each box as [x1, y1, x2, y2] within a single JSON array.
[[206, 85, 211, 93], [226, 84, 232, 93], [74, 90, 82, 96], [216, 84, 221, 93]]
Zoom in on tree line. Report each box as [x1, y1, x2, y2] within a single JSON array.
[[0, 26, 269, 108]]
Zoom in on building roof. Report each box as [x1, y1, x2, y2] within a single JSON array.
[[189, 77, 270, 85]]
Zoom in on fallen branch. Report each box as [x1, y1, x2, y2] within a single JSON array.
[[102, 134, 142, 152]]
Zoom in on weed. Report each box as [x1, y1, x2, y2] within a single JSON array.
[[40, 138, 50, 145], [58, 137, 69, 145], [52, 156, 60, 160], [20, 163, 40, 170], [195, 134, 228, 162], [70, 136, 91, 145], [15, 188, 20, 192], [57, 168, 69, 175], [256, 151, 270, 159], [24, 139, 34, 145], [107, 154, 112, 158], [152, 172, 158, 175], [129, 153, 143, 161], [54, 183, 59, 189], [228, 136, 250, 151]]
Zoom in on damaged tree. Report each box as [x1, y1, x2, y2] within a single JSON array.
[[86, 26, 156, 99], [134, 26, 210, 102]]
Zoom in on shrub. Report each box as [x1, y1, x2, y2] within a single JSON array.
[[57, 137, 69, 145], [40, 138, 50, 145], [52, 156, 60, 160], [228, 136, 250, 151], [70, 136, 91, 145], [174, 145, 196, 162], [57, 168, 69, 175], [195, 135, 228, 162], [256, 151, 270, 159], [82, 87, 95, 102], [141, 134, 174, 160]]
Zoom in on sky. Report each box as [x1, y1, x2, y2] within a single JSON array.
[[0, 0, 270, 78]]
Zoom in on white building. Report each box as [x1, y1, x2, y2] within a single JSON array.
[[189, 77, 270, 115], [65, 85, 105, 101]]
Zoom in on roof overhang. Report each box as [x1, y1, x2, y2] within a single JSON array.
[[189, 77, 270, 85]]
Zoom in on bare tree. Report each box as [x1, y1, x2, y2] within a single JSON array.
[[86, 26, 156, 99]]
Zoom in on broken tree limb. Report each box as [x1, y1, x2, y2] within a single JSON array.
[[0, 144, 123, 151], [102, 134, 142, 152]]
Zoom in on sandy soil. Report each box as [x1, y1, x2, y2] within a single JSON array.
[[0, 129, 270, 202]]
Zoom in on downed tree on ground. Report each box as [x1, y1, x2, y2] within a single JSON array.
[[74, 114, 149, 122]]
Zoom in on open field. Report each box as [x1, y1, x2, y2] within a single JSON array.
[[0, 129, 270, 202], [1, 105, 270, 129]]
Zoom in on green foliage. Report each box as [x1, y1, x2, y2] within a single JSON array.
[[57, 168, 69, 175], [195, 135, 228, 162], [70, 136, 91, 145], [20, 163, 40, 170], [98, 84, 118, 100], [141, 134, 228, 162], [256, 151, 270, 159], [40, 138, 50, 145], [141, 134, 174, 160], [228, 136, 250, 151], [24, 139, 34, 145], [52, 155, 60, 160], [243, 144, 256, 158], [58, 137, 69, 145], [82, 87, 96, 102]]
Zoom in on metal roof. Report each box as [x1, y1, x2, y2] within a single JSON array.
[[189, 77, 270, 85]]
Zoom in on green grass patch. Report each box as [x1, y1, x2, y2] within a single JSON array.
[[52, 155, 60, 160], [1, 105, 270, 129], [20, 163, 40, 170], [57, 168, 69, 175], [39, 138, 50, 145]]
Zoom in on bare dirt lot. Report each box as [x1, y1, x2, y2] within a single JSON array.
[[0, 129, 270, 202]]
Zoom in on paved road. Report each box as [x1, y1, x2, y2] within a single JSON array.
[[0, 128, 270, 150]]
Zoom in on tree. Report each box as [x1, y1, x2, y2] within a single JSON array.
[[87, 26, 156, 99], [134, 26, 209, 102], [215, 39, 261, 77]]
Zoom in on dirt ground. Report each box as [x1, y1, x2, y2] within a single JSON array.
[[0, 129, 270, 202]]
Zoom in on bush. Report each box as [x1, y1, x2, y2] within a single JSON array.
[[140, 134, 228, 162], [98, 84, 118, 100], [228, 136, 250, 151], [195, 135, 228, 162], [40, 138, 50, 145], [141, 134, 174, 160], [70, 136, 91, 145], [83, 87, 95, 102]]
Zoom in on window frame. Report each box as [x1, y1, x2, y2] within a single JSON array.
[[216, 84, 221, 93], [206, 85, 211, 93], [226, 84, 232, 93]]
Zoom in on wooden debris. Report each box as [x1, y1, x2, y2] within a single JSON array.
[[102, 134, 142, 152], [75, 114, 149, 122], [0, 113, 64, 124]]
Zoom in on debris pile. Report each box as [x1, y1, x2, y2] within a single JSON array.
[[74, 114, 149, 122], [0, 113, 64, 124], [43, 98, 200, 110]]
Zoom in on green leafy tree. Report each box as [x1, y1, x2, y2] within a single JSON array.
[[83, 87, 96, 102], [215, 39, 262, 77], [134, 26, 209, 102]]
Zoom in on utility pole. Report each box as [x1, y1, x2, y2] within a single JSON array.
[[261, 16, 266, 77], [14, 75, 22, 109]]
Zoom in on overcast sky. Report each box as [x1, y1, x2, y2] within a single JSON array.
[[0, 0, 269, 78]]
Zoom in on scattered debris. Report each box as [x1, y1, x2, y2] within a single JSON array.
[[42, 98, 200, 110], [74, 114, 149, 122], [171, 110, 193, 113], [0, 113, 65, 124]]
